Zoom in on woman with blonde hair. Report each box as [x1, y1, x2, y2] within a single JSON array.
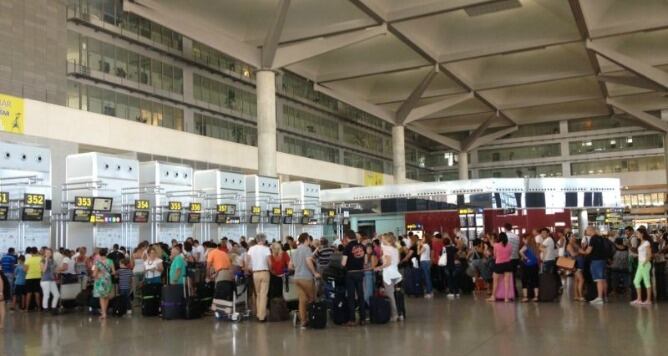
[[269, 242, 290, 299], [375, 233, 403, 321]]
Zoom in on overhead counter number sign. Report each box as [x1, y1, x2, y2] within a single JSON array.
[[189, 203, 202, 212], [168, 201, 182, 211], [135, 200, 150, 210], [251, 206, 261, 216], [24, 194, 45, 207], [0, 192, 8, 205], [75, 196, 92, 209]]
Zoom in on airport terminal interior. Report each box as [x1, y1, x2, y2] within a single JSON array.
[[1, 0, 668, 354]]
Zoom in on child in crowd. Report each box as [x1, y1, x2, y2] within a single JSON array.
[[13, 256, 26, 311], [117, 258, 134, 314]]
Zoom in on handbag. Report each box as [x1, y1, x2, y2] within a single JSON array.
[[437, 248, 448, 267], [556, 256, 576, 270]]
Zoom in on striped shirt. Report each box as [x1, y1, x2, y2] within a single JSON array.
[[117, 268, 133, 291]]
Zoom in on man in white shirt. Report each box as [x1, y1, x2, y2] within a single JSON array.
[[539, 228, 558, 274], [246, 233, 271, 322], [193, 240, 206, 263]]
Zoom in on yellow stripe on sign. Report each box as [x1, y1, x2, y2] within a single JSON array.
[[363, 171, 384, 186], [0, 93, 24, 134]]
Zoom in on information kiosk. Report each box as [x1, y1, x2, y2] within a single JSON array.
[[0, 142, 52, 252]]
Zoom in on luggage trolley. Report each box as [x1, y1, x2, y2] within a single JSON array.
[[212, 272, 250, 321]]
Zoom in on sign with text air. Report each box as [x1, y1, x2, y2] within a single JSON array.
[[0, 93, 24, 134]]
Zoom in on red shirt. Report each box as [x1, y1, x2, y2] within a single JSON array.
[[269, 252, 290, 276], [431, 239, 444, 265]]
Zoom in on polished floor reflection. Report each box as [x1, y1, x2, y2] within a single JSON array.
[[1, 295, 665, 356]]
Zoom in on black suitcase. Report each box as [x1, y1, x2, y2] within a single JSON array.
[[184, 296, 203, 319], [109, 296, 127, 317], [369, 296, 391, 324], [161, 285, 185, 320], [142, 284, 162, 317], [268, 298, 289, 322], [197, 282, 214, 309], [330, 292, 348, 325], [539, 273, 559, 302], [308, 301, 327, 329], [404, 268, 423, 296], [394, 289, 406, 319], [89, 296, 101, 315]]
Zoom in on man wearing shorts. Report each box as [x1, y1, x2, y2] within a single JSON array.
[[582, 226, 608, 305]]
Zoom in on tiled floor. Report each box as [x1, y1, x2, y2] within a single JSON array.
[[1, 294, 665, 356]]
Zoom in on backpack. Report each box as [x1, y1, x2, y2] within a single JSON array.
[[603, 238, 616, 260]]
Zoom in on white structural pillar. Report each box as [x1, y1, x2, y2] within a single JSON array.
[[392, 125, 406, 184], [578, 210, 589, 235], [458, 151, 469, 180], [256, 70, 277, 177]]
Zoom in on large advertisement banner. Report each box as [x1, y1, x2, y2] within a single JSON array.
[[0, 93, 24, 134]]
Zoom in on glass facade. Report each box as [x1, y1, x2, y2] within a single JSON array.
[[193, 112, 257, 146], [343, 151, 388, 174], [568, 115, 637, 132], [68, 32, 183, 94], [67, 81, 183, 130], [282, 106, 338, 141], [571, 156, 664, 175], [502, 122, 560, 139], [569, 134, 663, 155], [343, 125, 389, 156], [281, 136, 339, 163], [479, 164, 563, 178], [193, 74, 257, 118], [406, 146, 428, 168], [192, 41, 255, 80], [478, 143, 561, 163], [67, 0, 183, 51], [426, 151, 459, 168]]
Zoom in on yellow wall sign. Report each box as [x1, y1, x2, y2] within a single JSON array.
[[0, 93, 24, 134], [363, 171, 384, 186]]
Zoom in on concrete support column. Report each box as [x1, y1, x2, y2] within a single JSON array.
[[392, 125, 406, 184], [256, 70, 277, 177], [458, 151, 469, 180], [578, 210, 589, 236]]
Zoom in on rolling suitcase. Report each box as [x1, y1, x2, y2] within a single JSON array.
[[369, 296, 391, 324], [308, 301, 327, 329], [142, 284, 162, 317], [494, 278, 516, 301], [404, 268, 423, 296], [539, 273, 558, 302], [161, 285, 185, 320], [184, 296, 203, 319], [109, 296, 127, 317], [268, 298, 289, 322], [330, 291, 349, 325]]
